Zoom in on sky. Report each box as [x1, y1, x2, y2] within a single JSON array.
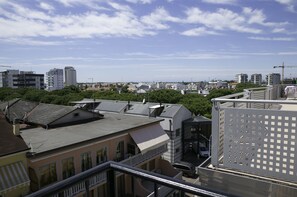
[[0, 0, 297, 82]]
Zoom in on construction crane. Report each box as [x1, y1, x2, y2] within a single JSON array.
[[273, 62, 297, 82]]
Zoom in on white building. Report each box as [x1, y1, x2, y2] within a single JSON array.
[[64, 66, 77, 86], [250, 73, 262, 85], [266, 73, 281, 85], [46, 68, 64, 91], [235, 73, 248, 83]]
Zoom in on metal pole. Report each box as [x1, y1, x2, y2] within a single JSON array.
[[84, 179, 90, 197], [154, 182, 158, 197]]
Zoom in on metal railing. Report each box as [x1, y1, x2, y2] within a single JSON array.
[[26, 161, 233, 197]]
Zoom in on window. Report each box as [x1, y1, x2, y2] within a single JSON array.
[[62, 157, 75, 179], [39, 163, 57, 188], [127, 143, 136, 156], [175, 148, 180, 153], [73, 113, 79, 117], [96, 147, 107, 165], [176, 128, 181, 137], [116, 141, 124, 161], [81, 152, 92, 172]]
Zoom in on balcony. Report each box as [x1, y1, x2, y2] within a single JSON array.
[[36, 145, 170, 197], [26, 161, 230, 197], [199, 85, 297, 196]]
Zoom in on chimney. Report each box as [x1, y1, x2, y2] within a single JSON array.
[[13, 119, 20, 136]]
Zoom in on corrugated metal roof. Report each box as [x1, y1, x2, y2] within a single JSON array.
[[26, 103, 76, 126], [6, 100, 38, 122]]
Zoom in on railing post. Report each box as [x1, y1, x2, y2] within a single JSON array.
[[154, 183, 158, 197], [84, 179, 90, 197], [107, 169, 116, 197], [211, 100, 220, 167], [131, 176, 135, 197]]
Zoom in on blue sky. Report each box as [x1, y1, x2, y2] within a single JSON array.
[[0, 0, 297, 82]]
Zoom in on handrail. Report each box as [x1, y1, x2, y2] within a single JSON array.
[[212, 98, 297, 105], [26, 161, 234, 197]]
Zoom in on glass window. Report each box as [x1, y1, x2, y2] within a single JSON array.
[[39, 163, 57, 188], [96, 147, 107, 165], [81, 152, 92, 172], [62, 157, 75, 179], [116, 141, 124, 161]]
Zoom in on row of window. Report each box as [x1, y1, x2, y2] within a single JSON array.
[[38, 141, 137, 188], [39, 147, 108, 188]]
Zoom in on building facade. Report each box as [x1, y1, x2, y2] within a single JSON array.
[[64, 66, 77, 86], [46, 68, 64, 91], [235, 73, 248, 83], [250, 73, 262, 85], [266, 73, 281, 85], [0, 70, 19, 88], [12, 71, 44, 89]]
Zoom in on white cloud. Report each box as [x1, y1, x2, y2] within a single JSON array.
[[185, 7, 262, 34], [0, 38, 63, 46], [39, 2, 55, 11], [275, 0, 296, 12], [249, 36, 296, 41], [180, 27, 220, 36], [55, 0, 109, 10], [125, 0, 154, 4], [243, 7, 288, 27], [141, 7, 181, 30], [201, 0, 237, 5]]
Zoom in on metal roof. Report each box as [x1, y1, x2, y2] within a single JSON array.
[[96, 100, 128, 113], [26, 103, 76, 126], [0, 112, 29, 157], [20, 113, 161, 155]]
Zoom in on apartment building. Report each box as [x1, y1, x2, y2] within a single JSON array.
[[73, 99, 193, 163], [20, 113, 179, 196], [235, 73, 248, 83], [46, 68, 64, 91], [250, 73, 262, 85], [64, 66, 77, 86], [0, 99, 180, 196], [266, 73, 281, 85]]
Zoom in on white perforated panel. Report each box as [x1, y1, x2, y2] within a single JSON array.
[[223, 108, 297, 183]]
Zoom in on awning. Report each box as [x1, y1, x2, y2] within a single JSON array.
[[130, 124, 169, 153], [0, 161, 30, 193]]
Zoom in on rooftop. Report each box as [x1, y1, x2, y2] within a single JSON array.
[[20, 113, 162, 155], [0, 112, 29, 157]]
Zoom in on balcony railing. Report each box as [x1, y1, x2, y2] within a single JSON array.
[[48, 144, 168, 197], [26, 161, 231, 197], [211, 85, 297, 184]]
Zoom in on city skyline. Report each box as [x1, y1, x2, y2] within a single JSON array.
[[0, 0, 297, 82]]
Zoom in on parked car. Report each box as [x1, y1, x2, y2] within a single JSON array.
[[172, 161, 196, 178]]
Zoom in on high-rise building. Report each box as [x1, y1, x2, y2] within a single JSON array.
[[46, 68, 64, 91], [13, 71, 45, 89], [0, 70, 44, 89], [250, 74, 262, 85], [64, 66, 77, 86], [235, 73, 248, 83], [266, 73, 281, 85], [0, 70, 19, 88]]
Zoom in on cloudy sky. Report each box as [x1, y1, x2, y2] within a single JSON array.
[[0, 0, 297, 82]]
